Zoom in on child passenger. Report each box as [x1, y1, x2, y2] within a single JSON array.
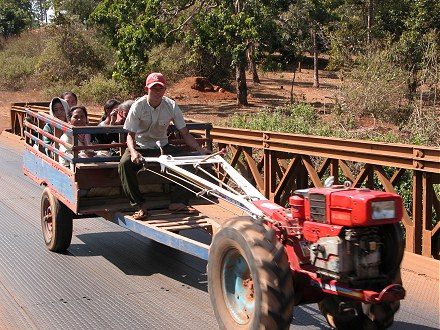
[[114, 100, 134, 125], [93, 99, 121, 145], [59, 106, 94, 168], [61, 91, 78, 108]]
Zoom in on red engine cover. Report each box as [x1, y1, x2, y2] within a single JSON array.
[[304, 187, 403, 226]]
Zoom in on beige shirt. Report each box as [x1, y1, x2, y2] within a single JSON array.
[[123, 95, 186, 149]]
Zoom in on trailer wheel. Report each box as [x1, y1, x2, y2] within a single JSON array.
[[208, 216, 294, 330], [319, 271, 402, 330], [41, 187, 73, 252]]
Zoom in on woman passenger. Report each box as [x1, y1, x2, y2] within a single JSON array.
[[59, 106, 93, 168], [43, 97, 70, 156]]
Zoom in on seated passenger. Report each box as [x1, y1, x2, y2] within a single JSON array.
[[113, 100, 134, 126], [59, 105, 93, 168], [61, 91, 78, 108], [119, 72, 210, 220], [93, 99, 121, 145], [93, 100, 134, 157], [43, 97, 70, 156], [99, 99, 121, 127]]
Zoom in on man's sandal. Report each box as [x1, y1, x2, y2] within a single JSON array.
[[132, 209, 148, 220]]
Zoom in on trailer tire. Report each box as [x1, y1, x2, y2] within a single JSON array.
[[319, 270, 402, 330], [41, 187, 73, 252], [208, 216, 294, 330]]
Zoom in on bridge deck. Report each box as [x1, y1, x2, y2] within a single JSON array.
[[0, 131, 438, 330]]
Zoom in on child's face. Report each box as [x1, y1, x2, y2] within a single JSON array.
[[64, 95, 77, 107], [106, 105, 119, 115], [70, 109, 88, 126], [53, 103, 67, 121]]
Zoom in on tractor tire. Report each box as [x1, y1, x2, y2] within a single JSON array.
[[380, 223, 405, 276], [41, 187, 73, 252], [208, 216, 294, 330], [318, 270, 402, 330]]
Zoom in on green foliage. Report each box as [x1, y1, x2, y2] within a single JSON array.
[[145, 42, 198, 84], [41, 79, 79, 99], [401, 105, 440, 147], [76, 73, 129, 105], [325, 3, 367, 70], [0, 30, 44, 90], [187, 1, 289, 70], [0, 56, 35, 90], [90, 0, 166, 92], [0, 0, 33, 38], [57, 0, 101, 24], [272, 1, 312, 69], [338, 49, 410, 126], [226, 103, 332, 136], [91, 0, 292, 98], [35, 22, 113, 87]]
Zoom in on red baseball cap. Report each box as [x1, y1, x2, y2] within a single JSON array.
[[145, 72, 167, 88]]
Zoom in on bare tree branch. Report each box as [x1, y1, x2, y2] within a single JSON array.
[[165, 0, 218, 38]]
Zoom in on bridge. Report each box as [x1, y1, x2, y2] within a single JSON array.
[[0, 127, 438, 329], [9, 102, 440, 259]]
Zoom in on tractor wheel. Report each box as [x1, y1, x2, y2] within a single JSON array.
[[380, 223, 405, 276], [208, 216, 294, 330], [41, 187, 73, 252], [319, 270, 402, 330]]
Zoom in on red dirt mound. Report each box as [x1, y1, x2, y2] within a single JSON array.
[[169, 77, 235, 102]]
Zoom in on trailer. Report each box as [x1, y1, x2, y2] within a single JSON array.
[[23, 108, 406, 330]]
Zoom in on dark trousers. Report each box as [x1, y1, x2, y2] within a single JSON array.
[[118, 144, 194, 207]]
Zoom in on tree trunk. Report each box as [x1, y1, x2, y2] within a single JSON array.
[[236, 62, 248, 105], [247, 44, 260, 83], [313, 31, 320, 88], [290, 68, 297, 103], [367, 0, 374, 45]]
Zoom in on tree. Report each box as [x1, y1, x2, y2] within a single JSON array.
[[196, 0, 290, 104], [56, 0, 100, 25], [91, 0, 167, 92], [277, 0, 343, 89], [31, 0, 51, 24], [91, 0, 290, 104], [375, 0, 440, 98], [0, 0, 33, 38]]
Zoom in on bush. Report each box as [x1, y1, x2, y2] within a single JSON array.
[[145, 43, 198, 84], [401, 105, 440, 147], [226, 103, 332, 136], [76, 74, 130, 105], [0, 31, 45, 90], [0, 56, 36, 90], [42, 80, 79, 100], [338, 50, 410, 127], [35, 23, 114, 87]]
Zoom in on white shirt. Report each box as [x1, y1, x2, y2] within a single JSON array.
[[123, 95, 186, 149], [59, 132, 92, 168]]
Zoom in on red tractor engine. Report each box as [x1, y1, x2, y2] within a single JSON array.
[[289, 182, 404, 285]]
